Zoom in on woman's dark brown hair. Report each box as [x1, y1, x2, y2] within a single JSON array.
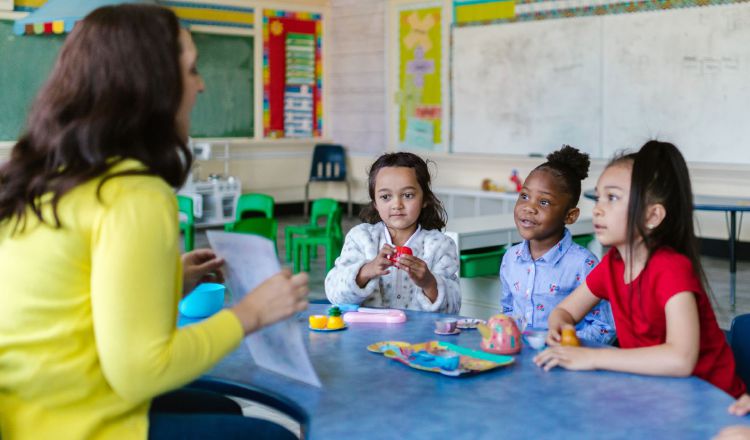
[[359, 152, 447, 230], [0, 4, 190, 232]]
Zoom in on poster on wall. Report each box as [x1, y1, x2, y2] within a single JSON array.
[[263, 9, 322, 138], [398, 4, 442, 150]]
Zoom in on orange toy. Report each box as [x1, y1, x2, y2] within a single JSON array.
[[560, 327, 580, 347]]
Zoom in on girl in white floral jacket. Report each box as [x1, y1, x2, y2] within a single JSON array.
[[325, 153, 461, 313]]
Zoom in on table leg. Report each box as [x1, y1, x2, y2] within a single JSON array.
[[730, 211, 737, 309]]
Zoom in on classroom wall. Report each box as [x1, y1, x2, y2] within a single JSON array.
[[327, 0, 386, 154]]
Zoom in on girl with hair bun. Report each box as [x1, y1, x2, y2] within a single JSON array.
[[500, 145, 615, 344]]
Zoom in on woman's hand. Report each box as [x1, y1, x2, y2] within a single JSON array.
[[181, 249, 224, 296], [231, 269, 309, 334], [396, 254, 438, 302], [356, 244, 395, 287], [533, 346, 599, 371]]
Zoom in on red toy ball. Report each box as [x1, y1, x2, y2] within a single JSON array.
[[388, 246, 413, 262]]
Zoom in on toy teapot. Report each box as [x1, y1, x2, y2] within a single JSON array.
[[477, 314, 522, 355]]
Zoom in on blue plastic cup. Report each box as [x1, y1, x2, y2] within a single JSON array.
[[179, 282, 226, 319]]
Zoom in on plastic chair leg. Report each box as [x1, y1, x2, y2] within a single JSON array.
[[293, 241, 302, 274], [285, 228, 294, 262], [185, 226, 195, 252], [302, 243, 311, 272]]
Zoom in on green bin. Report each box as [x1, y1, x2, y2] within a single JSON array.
[[459, 245, 506, 278], [572, 234, 595, 249]]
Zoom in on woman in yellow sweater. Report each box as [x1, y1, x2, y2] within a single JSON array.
[[0, 4, 307, 439]]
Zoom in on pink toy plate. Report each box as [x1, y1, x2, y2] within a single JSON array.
[[344, 307, 407, 324]]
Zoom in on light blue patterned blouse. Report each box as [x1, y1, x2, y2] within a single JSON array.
[[500, 229, 616, 344]]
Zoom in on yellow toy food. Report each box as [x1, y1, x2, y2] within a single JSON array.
[[309, 315, 328, 329], [327, 306, 345, 330], [560, 327, 580, 347]]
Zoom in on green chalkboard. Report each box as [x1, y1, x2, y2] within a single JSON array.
[[190, 32, 254, 138], [0, 22, 253, 141], [0, 20, 64, 141]]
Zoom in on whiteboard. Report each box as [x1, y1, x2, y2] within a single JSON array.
[[451, 3, 750, 164]]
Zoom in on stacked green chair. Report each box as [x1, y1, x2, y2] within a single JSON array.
[[177, 195, 195, 252], [225, 193, 274, 231], [225, 193, 277, 252], [285, 198, 340, 263], [230, 217, 278, 255], [292, 203, 344, 274]]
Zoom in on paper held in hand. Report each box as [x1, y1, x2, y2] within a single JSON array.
[[207, 231, 321, 387]]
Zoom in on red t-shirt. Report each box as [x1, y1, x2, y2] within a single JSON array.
[[587, 247, 746, 398]]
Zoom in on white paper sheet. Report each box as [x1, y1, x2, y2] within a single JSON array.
[[206, 231, 321, 387]]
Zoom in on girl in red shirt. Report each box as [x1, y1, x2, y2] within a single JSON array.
[[534, 141, 746, 399]]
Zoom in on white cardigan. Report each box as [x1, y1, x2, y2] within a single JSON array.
[[324, 222, 461, 313]]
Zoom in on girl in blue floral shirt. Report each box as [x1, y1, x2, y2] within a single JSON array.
[[500, 146, 615, 344]]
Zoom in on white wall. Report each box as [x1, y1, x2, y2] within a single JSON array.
[[327, 0, 386, 154]]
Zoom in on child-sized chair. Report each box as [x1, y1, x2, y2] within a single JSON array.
[[225, 193, 274, 232], [727, 314, 750, 388], [230, 217, 278, 255], [293, 203, 343, 274], [285, 198, 340, 262], [177, 195, 195, 252], [304, 144, 352, 218]]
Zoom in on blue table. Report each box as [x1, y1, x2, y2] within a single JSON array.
[[209, 305, 749, 439]]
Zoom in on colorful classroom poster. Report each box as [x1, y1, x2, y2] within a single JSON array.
[[453, 0, 515, 26], [398, 5, 442, 150], [263, 10, 323, 138]]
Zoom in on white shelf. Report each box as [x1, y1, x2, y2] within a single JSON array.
[[434, 187, 519, 219]]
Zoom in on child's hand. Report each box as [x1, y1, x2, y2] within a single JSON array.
[[533, 346, 598, 371], [396, 255, 438, 302], [546, 324, 563, 346], [356, 244, 395, 287], [713, 425, 750, 440], [729, 394, 750, 417]]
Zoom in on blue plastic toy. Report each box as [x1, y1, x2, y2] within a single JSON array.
[[179, 283, 226, 319]]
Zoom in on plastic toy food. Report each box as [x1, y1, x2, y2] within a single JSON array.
[[388, 246, 413, 263], [477, 314, 522, 355], [560, 327, 580, 347], [327, 306, 345, 330], [309, 315, 328, 329]]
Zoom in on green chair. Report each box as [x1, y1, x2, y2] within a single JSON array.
[[177, 195, 195, 252], [230, 217, 279, 255], [572, 233, 596, 250], [293, 203, 343, 274], [284, 198, 341, 262], [225, 193, 274, 232]]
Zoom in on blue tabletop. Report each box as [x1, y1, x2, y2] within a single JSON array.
[[210, 305, 750, 439]]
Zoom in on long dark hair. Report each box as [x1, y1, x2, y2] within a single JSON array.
[[359, 152, 447, 230], [533, 145, 590, 209], [0, 4, 190, 232], [610, 141, 707, 290]]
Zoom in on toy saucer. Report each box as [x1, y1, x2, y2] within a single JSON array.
[[309, 324, 348, 332], [456, 318, 486, 330], [434, 328, 461, 336]]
